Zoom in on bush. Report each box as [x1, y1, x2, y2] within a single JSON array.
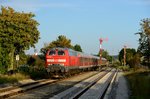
[[27, 56, 45, 67], [118, 65, 130, 71], [128, 53, 140, 69], [17, 55, 47, 79], [17, 65, 48, 79], [112, 61, 121, 68], [29, 66, 48, 79], [0, 66, 7, 74], [17, 65, 30, 75], [0, 73, 29, 84]]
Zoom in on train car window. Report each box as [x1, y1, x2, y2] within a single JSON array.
[[58, 50, 65, 55], [69, 50, 77, 56], [49, 50, 56, 55]]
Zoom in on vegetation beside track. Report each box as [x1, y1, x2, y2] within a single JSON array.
[[0, 73, 29, 84], [125, 68, 150, 99], [0, 66, 48, 84]]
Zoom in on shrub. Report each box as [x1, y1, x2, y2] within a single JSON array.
[[27, 56, 45, 67], [112, 61, 121, 68], [17, 65, 48, 79], [17, 65, 30, 75], [118, 65, 130, 71], [29, 66, 48, 79], [0, 73, 29, 84]]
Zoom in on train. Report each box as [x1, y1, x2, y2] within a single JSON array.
[[45, 47, 108, 73]]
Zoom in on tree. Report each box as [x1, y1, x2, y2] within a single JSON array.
[[48, 35, 72, 48], [136, 18, 150, 66], [40, 35, 72, 55], [128, 53, 141, 69], [0, 6, 40, 70], [97, 49, 112, 62], [119, 48, 136, 66], [73, 44, 82, 52], [0, 45, 9, 73], [102, 50, 109, 59]]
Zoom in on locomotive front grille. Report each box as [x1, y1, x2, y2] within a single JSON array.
[[47, 59, 66, 62]]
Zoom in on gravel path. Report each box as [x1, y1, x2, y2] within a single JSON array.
[[115, 71, 129, 99], [109, 71, 129, 99]]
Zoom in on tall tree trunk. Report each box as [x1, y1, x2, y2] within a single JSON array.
[[148, 37, 150, 67], [148, 35, 150, 43]]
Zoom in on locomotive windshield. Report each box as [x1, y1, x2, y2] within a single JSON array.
[[49, 50, 56, 55], [58, 50, 65, 55]]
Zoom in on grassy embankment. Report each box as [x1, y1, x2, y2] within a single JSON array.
[[0, 73, 29, 84], [125, 68, 150, 99], [0, 66, 48, 84]]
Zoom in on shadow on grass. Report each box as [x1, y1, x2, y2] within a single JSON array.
[[125, 71, 150, 99]]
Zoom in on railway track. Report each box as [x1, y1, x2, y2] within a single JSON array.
[[0, 68, 117, 99], [0, 79, 57, 99], [0, 70, 102, 99], [51, 69, 118, 99]]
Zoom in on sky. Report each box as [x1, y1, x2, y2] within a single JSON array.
[[0, 0, 150, 55]]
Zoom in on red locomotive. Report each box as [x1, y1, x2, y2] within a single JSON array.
[[45, 47, 107, 73]]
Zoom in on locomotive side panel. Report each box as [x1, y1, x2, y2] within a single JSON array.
[[67, 49, 80, 69]]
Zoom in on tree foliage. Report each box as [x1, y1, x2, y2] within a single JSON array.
[[41, 35, 73, 55], [0, 46, 9, 73], [0, 6, 40, 70], [73, 44, 82, 52], [97, 50, 112, 62], [128, 53, 141, 69], [136, 18, 150, 66], [45, 35, 72, 48], [119, 48, 137, 67]]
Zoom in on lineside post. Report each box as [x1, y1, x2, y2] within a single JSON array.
[[123, 45, 126, 66], [99, 38, 103, 66], [99, 38, 108, 66]]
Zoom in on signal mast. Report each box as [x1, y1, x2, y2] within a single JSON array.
[[123, 44, 130, 66], [99, 38, 108, 65], [123, 45, 127, 66]]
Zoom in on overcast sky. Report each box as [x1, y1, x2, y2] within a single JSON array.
[[1, 0, 150, 55]]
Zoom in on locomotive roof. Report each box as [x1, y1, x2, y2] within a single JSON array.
[[50, 47, 69, 50], [49, 47, 106, 60]]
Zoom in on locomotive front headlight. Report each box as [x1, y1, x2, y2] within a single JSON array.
[[58, 59, 66, 62], [47, 59, 54, 62]]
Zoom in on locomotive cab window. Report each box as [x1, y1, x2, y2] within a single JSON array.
[[49, 50, 56, 55], [58, 50, 65, 55]]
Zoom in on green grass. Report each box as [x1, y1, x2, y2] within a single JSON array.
[[117, 65, 130, 71], [0, 73, 29, 84], [0, 66, 48, 84], [125, 69, 150, 99]]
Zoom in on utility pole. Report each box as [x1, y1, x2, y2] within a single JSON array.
[[123, 45, 127, 66], [99, 38, 108, 65], [99, 38, 103, 65]]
